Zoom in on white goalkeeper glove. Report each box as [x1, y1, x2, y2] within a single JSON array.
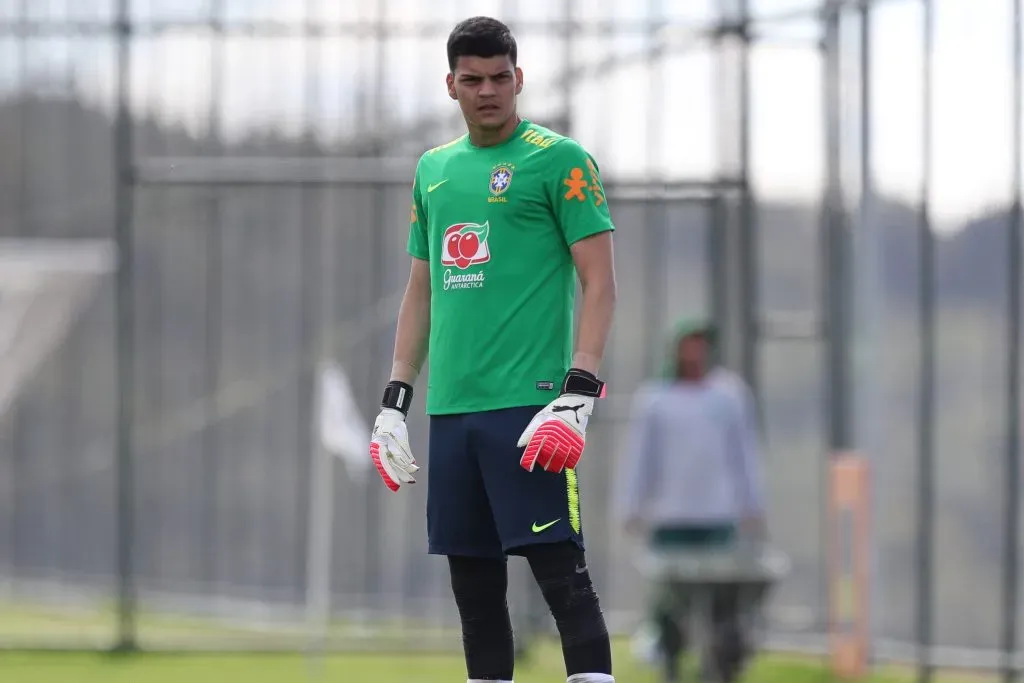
[[369, 381, 419, 492], [518, 368, 606, 474]]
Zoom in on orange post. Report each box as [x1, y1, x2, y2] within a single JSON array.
[[828, 452, 871, 679]]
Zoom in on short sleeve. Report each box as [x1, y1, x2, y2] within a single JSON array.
[[406, 160, 429, 260], [549, 139, 615, 246]]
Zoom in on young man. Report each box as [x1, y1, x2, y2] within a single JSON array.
[[368, 16, 618, 683], [615, 319, 765, 683]]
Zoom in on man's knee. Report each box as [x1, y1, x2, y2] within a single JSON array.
[[520, 540, 606, 643], [448, 555, 512, 636], [520, 541, 612, 676]]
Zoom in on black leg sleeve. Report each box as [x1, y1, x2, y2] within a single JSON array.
[[521, 541, 613, 677], [448, 555, 515, 681]]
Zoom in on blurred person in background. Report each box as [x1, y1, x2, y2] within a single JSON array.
[[367, 15, 619, 683], [614, 318, 766, 683]]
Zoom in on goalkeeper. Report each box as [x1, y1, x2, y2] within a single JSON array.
[[368, 16, 618, 683]]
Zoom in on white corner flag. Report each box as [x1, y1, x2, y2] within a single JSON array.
[[307, 361, 372, 665], [317, 362, 371, 481]]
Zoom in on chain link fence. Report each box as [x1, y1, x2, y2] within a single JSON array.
[[2, 1, 1024, 679]]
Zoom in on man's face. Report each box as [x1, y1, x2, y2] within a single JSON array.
[[447, 55, 522, 131], [676, 334, 709, 378]]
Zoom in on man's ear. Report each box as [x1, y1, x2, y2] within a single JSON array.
[[515, 67, 524, 95], [446, 72, 457, 100]]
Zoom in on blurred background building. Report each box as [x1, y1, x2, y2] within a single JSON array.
[[1, 0, 1022, 680]]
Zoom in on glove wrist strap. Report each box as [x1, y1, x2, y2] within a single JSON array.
[[381, 380, 414, 417], [561, 368, 606, 398]]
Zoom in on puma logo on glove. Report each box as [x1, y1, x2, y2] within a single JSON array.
[[518, 369, 606, 474]]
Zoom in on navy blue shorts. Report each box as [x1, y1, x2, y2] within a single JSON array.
[[426, 405, 586, 558]]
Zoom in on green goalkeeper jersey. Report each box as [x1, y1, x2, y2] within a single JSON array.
[[407, 119, 616, 416]]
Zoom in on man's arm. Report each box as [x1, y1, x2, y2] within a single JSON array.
[[548, 139, 616, 376], [515, 140, 616, 475], [368, 165, 430, 493], [569, 231, 616, 375], [729, 380, 766, 532], [614, 386, 657, 531], [390, 256, 431, 385]]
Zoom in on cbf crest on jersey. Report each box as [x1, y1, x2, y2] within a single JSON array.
[[488, 163, 514, 204]]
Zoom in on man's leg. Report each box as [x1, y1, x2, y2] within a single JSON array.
[[519, 541, 614, 683], [709, 585, 747, 682], [448, 554, 515, 682], [469, 406, 614, 683], [426, 413, 514, 681], [652, 589, 686, 683]]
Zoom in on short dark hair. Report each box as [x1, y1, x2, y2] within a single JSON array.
[[446, 16, 517, 72]]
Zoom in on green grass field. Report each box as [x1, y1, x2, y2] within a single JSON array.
[[0, 641, 1003, 683], [0, 601, 1000, 683], [0, 646, 870, 683]]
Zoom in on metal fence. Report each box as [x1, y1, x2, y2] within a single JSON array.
[[1, 0, 1023, 679]]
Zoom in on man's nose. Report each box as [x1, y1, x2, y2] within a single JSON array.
[[479, 79, 497, 97]]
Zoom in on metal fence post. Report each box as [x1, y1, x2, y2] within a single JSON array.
[[713, 0, 754, 383], [822, 2, 850, 456], [735, 0, 757, 405], [822, 5, 850, 450], [1000, 0, 1023, 680], [916, 1, 936, 681], [113, 0, 137, 653]]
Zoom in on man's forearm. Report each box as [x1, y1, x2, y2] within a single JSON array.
[[390, 287, 430, 385], [572, 277, 616, 375]]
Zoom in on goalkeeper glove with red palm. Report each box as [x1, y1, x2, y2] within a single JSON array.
[[370, 380, 419, 492], [517, 368, 606, 474]]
